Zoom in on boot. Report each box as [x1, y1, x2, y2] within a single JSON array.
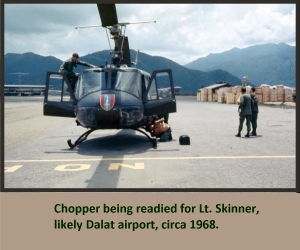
[[245, 131, 250, 137], [250, 129, 257, 136], [235, 131, 241, 137]]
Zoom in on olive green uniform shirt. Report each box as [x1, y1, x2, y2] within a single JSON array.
[[59, 58, 93, 76], [238, 94, 254, 116]]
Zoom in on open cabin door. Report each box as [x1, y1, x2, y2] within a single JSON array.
[[43, 72, 77, 118], [144, 69, 176, 116]]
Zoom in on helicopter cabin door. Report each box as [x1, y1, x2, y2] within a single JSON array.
[[43, 72, 77, 118], [144, 69, 176, 116]]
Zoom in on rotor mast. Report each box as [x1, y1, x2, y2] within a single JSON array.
[[75, 4, 155, 67]]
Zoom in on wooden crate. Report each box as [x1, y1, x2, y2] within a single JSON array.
[[234, 86, 242, 94], [213, 93, 218, 102], [284, 88, 293, 95], [227, 87, 233, 93], [285, 95, 293, 102], [208, 93, 213, 102], [218, 95, 225, 103], [263, 93, 270, 103], [226, 93, 235, 104], [255, 88, 262, 94], [207, 88, 212, 95], [276, 86, 285, 95], [201, 93, 208, 102], [256, 94, 263, 103], [277, 94, 284, 102], [197, 92, 201, 101], [270, 94, 278, 102], [270, 88, 277, 95], [262, 86, 271, 94]]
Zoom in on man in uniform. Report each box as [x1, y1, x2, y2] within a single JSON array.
[[59, 52, 96, 93], [235, 87, 254, 138], [250, 87, 259, 136]]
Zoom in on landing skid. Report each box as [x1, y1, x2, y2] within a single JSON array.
[[133, 128, 157, 148], [67, 128, 157, 149], [67, 129, 96, 149]]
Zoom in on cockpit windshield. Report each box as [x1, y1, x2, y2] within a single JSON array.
[[113, 71, 142, 99], [76, 69, 143, 100]]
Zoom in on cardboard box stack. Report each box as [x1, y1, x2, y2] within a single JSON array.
[[262, 85, 270, 103], [196, 84, 295, 104], [256, 94, 263, 103], [217, 87, 227, 103], [207, 88, 213, 102], [212, 93, 218, 102], [276, 85, 285, 102], [270, 88, 277, 102], [200, 88, 208, 102], [284, 87, 293, 102], [226, 92, 235, 104]]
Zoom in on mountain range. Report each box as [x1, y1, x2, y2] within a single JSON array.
[[3, 43, 296, 94], [185, 43, 295, 88]]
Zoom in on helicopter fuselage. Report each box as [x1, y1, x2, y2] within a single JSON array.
[[44, 66, 176, 131], [74, 66, 151, 129]]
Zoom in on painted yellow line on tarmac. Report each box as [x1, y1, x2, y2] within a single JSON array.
[[4, 155, 295, 163]]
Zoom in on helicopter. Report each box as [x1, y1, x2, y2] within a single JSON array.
[[43, 4, 177, 149]]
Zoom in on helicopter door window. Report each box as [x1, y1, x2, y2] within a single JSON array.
[[155, 72, 172, 100], [47, 74, 74, 102], [147, 79, 158, 100]]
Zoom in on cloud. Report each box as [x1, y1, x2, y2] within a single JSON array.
[[4, 3, 296, 65]]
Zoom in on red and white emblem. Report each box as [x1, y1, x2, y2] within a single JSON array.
[[100, 94, 115, 111]]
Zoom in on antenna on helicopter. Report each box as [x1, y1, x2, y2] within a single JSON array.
[[132, 49, 140, 68]]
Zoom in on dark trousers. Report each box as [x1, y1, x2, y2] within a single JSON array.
[[66, 73, 78, 93], [239, 115, 252, 132], [251, 112, 258, 130]]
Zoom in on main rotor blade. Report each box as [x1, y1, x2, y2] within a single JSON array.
[[97, 4, 118, 27], [118, 20, 156, 26]]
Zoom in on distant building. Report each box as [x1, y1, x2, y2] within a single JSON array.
[[199, 82, 233, 94]]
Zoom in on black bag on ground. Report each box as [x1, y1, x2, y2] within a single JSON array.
[[179, 135, 190, 145], [159, 128, 172, 142]]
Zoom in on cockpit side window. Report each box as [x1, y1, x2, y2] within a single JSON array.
[[76, 71, 106, 99]]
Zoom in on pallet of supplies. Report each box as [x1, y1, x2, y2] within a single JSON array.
[[256, 94, 263, 103], [263, 93, 270, 103], [226, 92, 235, 104], [255, 87, 262, 94]]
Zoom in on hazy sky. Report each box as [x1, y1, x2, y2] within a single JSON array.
[[4, 3, 296, 65]]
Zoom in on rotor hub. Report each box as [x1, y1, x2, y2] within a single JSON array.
[[110, 25, 121, 38]]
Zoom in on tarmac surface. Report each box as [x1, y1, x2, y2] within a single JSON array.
[[4, 96, 296, 189]]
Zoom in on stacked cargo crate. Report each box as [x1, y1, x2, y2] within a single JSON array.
[[200, 88, 208, 102], [255, 87, 263, 103], [262, 85, 270, 103], [276, 85, 284, 102], [284, 87, 294, 102], [196, 85, 295, 104], [226, 87, 235, 104]]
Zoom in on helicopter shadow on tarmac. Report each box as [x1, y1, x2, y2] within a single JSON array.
[[75, 129, 154, 155], [71, 129, 156, 188]]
